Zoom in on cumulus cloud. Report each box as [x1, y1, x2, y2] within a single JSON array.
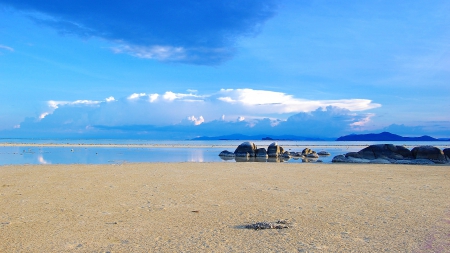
[[127, 93, 147, 100], [217, 89, 381, 113], [2, 0, 277, 64], [7, 88, 384, 138], [105, 96, 116, 102], [185, 116, 205, 126]]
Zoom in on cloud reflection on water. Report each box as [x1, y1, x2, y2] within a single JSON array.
[[38, 155, 50, 164]]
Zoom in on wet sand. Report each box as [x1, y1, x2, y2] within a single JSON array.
[[1, 163, 449, 252]]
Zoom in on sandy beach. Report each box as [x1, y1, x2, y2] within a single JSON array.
[[1, 163, 449, 252]]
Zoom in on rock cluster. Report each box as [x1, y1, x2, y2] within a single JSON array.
[[219, 142, 328, 163], [332, 144, 450, 164]]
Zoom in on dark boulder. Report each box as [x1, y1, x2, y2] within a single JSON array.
[[411, 146, 447, 163], [267, 142, 282, 157], [345, 152, 363, 159], [256, 148, 268, 158], [234, 141, 257, 157], [282, 151, 291, 158], [394, 159, 436, 165], [355, 144, 412, 160], [317, 151, 330, 156], [332, 155, 371, 163], [302, 148, 313, 156], [219, 150, 235, 157], [307, 152, 319, 158], [443, 148, 450, 160], [395, 146, 413, 159]]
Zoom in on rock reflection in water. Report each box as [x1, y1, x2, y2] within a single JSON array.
[[302, 158, 318, 163], [220, 156, 235, 161], [221, 156, 291, 163], [219, 155, 327, 163]]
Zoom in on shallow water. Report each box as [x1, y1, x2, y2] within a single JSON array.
[[0, 139, 449, 165]]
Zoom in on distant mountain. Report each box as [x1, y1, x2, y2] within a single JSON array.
[[336, 132, 444, 141], [191, 134, 326, 141]]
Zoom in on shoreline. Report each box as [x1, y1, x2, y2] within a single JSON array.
[[2, 143, 449, 149], [1, 163, 449, 252]]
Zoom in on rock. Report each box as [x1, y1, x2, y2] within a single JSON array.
[[395, 146, 413, 158], [290, 152, 302, 157], [369, 158, 392, 164], [335, 144, 449, 164], [444, 148, 450, 160], [219, 150, 235, 157], [317, 151, 330, 156], [332, 155, 370, 163], [394, 159, 436, 165], [234, 141, 257, 157], [307, 153, 319, 158], [282, 151, 291, 158], [256, 148, 268, 158], [353, 144, 413, 160], [346, 152, 363, 159], [411, 146, 447, 163], [332, 155, 347, 163], [347, 157, 371, 163], [302, 148, 313, 156], [267, 142, 282, 157]]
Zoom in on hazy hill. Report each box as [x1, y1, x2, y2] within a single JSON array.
[[336, 132, 443, 141]]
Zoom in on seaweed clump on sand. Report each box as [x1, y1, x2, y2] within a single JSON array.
[[245, 220, 290, 230]]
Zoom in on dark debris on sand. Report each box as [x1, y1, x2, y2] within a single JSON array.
[[245, 220, 290, 230]]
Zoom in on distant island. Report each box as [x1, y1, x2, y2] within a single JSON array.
[[336, 132, 449, 141], [191, 134, 326, 141]]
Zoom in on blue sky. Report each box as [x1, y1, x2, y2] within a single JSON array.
[[1, 0, 449, 139]]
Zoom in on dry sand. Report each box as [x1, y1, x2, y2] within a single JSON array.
[[1, 163, 449, 252]]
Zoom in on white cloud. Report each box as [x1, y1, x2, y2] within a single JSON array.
[[350, 113, 375, 128], [41, 99, 106, 121], [217, 89, 381, 113], [187, 115, 205, 125], [127, 93, 146, 100], [28, 88, 381, 131], [111, 44, 186, 61], [217, 96, 234, 103], [149, 93, 159, 102], [161, 91, 204, 102], [162, 91, 177, 101], [105, 96, 116, 102], [0, 45, 14, 52], [39, 112, 50, 119]]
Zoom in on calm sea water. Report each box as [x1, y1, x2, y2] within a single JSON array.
[[1, 139, 449, 165]]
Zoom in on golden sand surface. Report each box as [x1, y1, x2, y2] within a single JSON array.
[[1, 163, 449, 252]]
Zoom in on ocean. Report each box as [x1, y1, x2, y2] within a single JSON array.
[[1, 139, 449, 165]]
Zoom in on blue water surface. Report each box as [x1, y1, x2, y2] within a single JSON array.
[[1, 139, 449, 165]]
